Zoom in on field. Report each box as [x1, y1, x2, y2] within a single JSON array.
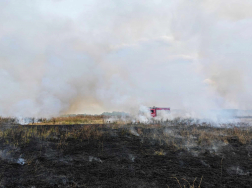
[[0, 117, 251, 187]]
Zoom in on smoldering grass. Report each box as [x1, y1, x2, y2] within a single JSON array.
[[0, 125, 105, 147], [0, 118, 251, 157]]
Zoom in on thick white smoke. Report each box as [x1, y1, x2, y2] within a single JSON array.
[[1, 0, 252, 118]]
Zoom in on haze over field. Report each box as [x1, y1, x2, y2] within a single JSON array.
[[1, 0, 252, 118]]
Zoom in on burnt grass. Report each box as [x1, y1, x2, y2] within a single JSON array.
[[0, 123, 251, 187]]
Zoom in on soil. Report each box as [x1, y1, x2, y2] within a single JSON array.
[[0, 124, 251, 188]]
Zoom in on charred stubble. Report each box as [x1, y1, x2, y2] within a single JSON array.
[[0, 124, 251, 187]]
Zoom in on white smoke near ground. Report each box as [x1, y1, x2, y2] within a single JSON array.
[[1, 0, 252, 120], [137, 106, 152, 123]]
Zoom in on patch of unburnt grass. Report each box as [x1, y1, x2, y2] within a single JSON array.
[[33, 115, 105, 125]]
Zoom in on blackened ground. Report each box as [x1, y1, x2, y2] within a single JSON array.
[[0, 124, 251, 188]]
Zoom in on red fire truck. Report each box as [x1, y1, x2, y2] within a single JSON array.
[[150, 107, 170, 117]]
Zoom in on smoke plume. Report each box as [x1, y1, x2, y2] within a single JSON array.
[[1, 0, 252, 118]]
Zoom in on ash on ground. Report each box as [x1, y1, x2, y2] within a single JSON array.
[[0, 121, 251, 187]]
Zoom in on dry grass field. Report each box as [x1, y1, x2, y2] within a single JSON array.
[[34, 115, 105, 125]]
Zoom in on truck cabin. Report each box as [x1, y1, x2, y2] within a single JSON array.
[[150, 108, 156, 117]]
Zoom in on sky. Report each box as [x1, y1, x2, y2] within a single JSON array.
[[1, 0, 252, 117]]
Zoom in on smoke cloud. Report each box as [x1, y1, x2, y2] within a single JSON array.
[[1, 0, 252, 118]]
